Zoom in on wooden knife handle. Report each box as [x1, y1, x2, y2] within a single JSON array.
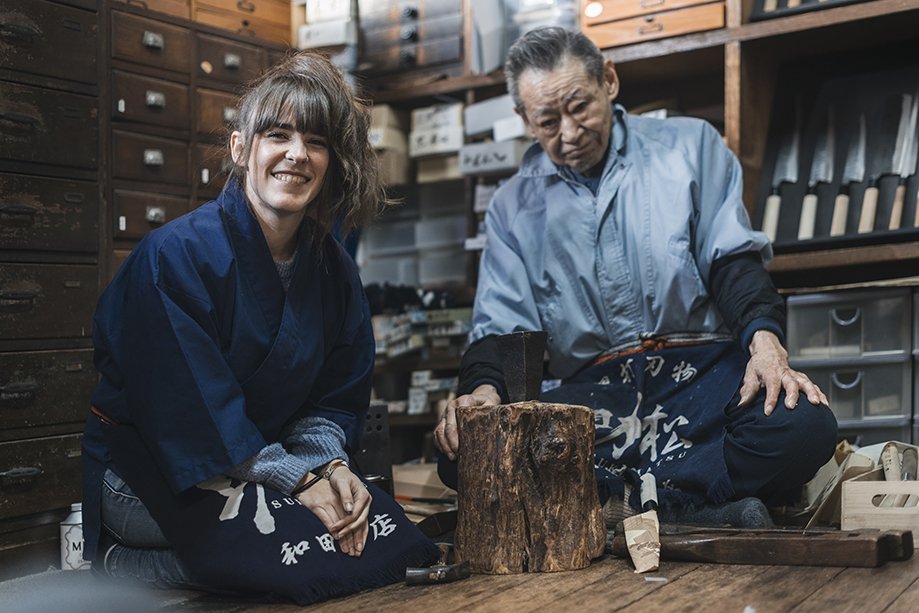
[[889, 183, 906, 230], [786, 0, 801, 7], [858, 186, 879, 233], [830, 192, 849, 236], [762, 193, 781, 242], [798, 193, 818, 240], [762, 0, 778, 11], [914, 191, 919, 227]]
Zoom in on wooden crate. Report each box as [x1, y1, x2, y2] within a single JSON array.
[[582, 1, 724, 49], [842, 463, 919, 545]]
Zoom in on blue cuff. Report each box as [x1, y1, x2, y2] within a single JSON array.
[[740, 317, 785, 355]]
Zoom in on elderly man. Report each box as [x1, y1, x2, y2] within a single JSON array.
[[434, 27, 836, 527]]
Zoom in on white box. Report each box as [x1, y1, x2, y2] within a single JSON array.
[[474, 183, 498, 213], [417, 155, 461, 183], [304, 0, 354, 23], [464, 234, 487, 251], [411, 102, 464, 131], [459, 139, 530, 176], [369, 126, 407, 153], [408, 387, 429, 415], [298, 19, 357, 49], [493, 114, 528, 142], [409, 126, 464, 158], [464, 94, 516, 137]]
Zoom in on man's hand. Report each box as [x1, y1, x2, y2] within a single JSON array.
[[433, 384, 501, 460], [296, 466, 371, 557], [739, 330, 828, 415]]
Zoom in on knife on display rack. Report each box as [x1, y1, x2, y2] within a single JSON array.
[[762, 99, 801, 243], [798, 106, 835, 240], [859, 93, 913, 233], [888, 92, 917, 230], [830, 113, 866, 237]]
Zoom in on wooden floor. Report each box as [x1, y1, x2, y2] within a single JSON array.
[[165, 554, 919, 612]]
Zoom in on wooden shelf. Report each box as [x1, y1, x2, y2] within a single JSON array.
[[768, 241, 919, 287]]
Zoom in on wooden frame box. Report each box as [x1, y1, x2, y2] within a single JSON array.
[[842, 464, 919, 545]]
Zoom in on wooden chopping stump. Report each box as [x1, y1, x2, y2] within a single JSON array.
[[454, 401, 606, 574]]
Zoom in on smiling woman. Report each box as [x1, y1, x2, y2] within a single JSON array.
[[80, 51, 439, 605]]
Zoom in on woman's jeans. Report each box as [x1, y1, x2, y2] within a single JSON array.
[[100, 469, 203, 589]]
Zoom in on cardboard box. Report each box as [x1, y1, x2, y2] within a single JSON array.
[[298, 19, 357, 49], [411, 102, 464, 131], [416, 155, 461, 183], [392, 463, 455, 500], [464, 94, 516, 137], [377, 148, 410, 186], [369, 125, 408, 153], [371, 104, 409, 131], [493, 114, 528, 142], [409, 127, 464, 158], [459, 138, 529, 176], [303, 0, 354, 23]]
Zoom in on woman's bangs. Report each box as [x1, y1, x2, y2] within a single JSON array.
[[251, 78, 331, 137]]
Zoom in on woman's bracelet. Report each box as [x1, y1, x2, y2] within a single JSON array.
[[290, 459, 349, 497]]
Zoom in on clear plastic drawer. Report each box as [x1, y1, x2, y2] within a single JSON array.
[[797, 357, 911, 421]]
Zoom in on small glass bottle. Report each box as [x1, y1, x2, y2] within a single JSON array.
[[60, 502, 90, 571]]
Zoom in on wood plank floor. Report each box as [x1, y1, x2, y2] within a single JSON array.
[[164, 554, 919, 612]]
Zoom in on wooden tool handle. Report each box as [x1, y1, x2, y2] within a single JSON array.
[[889, 183, 906, 230], [858, 186, 879, 233], [762, 0, 778, 11], [880, 442, 905, 508], [798, 193, 818, 240], [786, 0, 801, 7], [913, 191, 919, 227], [762, 193, 781, 242], [830, 192, 849, 236]]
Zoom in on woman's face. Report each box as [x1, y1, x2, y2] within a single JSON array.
[[231, 118, 330, 223]]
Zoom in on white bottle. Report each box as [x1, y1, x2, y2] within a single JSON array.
[[60, 502, 91, 571]]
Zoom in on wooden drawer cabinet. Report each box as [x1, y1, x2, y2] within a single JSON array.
[[196, 88, 239, 138], [111, 9, 191, 73], [196, 33, 265, 85], [0, 0, 98, 85], [196, 0, 289, 27], [583, 2, 724, 48], [0, 263, 97, 341], [113, 0, 190, 20], [0, 434, 83, 520], [113, 189, 188, 240], [0, 82, 98, 170], [194, 143, 232, 200], [0, 350, 95, 437], [0, 173, 98, 254], [112, 70, 191, 130], [111, 129, 189, 185], [582, 0, 713, 24], [193, 3, 289, 45]]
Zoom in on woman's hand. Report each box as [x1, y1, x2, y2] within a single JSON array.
[[295, 466, 371, 557]]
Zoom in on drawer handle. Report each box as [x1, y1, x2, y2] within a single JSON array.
[[237, 0, 256, 13], [0, 380, 37, 407], [401, 5, 418, 18], [831, 371, 862, 391], [640, 0, 666, 8], [830, 307, 861, 327], [0, 203, 38, 225], [126, 0, 150, 8], [144, 149, 165, 166], [399, 49, 417, 67], [145, 206, 166, 224], [0, 466, 43, 490], [142, 30, 165, 50], [400, 25, 418, 42], [0, 22, 41, 44], [0, 111, 39, 131], [223, 107, 238, 124], [224, 52, 242, 69], [145, 90, 166, 108], [638, 18, 664, 36], [0, 287, 38, 309]]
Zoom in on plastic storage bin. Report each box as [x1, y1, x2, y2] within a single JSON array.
[[418, 247, 466, 287], [795, 356, 912, 421], [837, 417, 913, 446], [358, 253, 418, 286], [361, 219, 417, 256], [415, 215, 466, 250], [786, 289, 911, 360]]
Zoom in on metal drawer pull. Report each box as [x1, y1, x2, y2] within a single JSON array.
[[400, 25, 418, 42], [0, 111, 39, 130], [0, 22, 41, 44], [0, 203, 38, 223], [145, 206, 166, 224], [142, 30, 165, 50], [831, 371, 863, 391], [223, 107, 238, 123], [201, 168, 210, 184], [0, 380, 37, 407], [0, 466, 43, 490], [640, 0, 666, 8], [830, 307, 861, 327], [224, 52, 241, 69], [145, 90, 166, 108], [0, 287, 38, 307], [237, 0, 256, 13], [639, 18, 664, 35], [143, 149, 165, 166], [402, 5, 418, 18]]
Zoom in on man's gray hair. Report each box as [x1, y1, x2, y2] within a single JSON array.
[[504, 27, 606, 112]]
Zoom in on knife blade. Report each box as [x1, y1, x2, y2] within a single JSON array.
[[798, 106, 835, 240], [889, 92, 917, 230], [762, 99, 801, 242], [859, 93, 912, 233], [830, 113, 866, 236]]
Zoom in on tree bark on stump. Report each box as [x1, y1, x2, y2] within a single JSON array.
[[454, 401, 605, 574]]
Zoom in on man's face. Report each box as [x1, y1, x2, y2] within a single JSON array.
[[517, 56, 619, 175]]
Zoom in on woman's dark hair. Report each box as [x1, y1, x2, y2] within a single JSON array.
[[230, 50, 388, 238], [504, 27, 605, 112]]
